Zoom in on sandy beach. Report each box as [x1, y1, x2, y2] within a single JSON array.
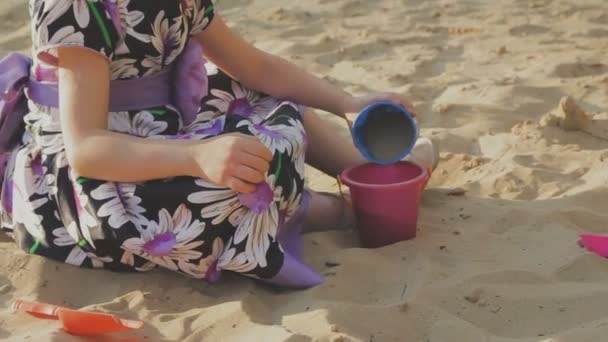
[[2, 0, 608, 341]]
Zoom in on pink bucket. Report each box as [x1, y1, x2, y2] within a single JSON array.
[[340, 161, 428, 248]]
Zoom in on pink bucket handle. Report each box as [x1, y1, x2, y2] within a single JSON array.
[[421, 168, 432, 190], [336, 176, 352, 208], [337, 175, 346, 195]]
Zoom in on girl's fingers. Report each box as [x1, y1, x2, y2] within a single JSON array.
[[372, 93, 416, 115], [344, 112, 358, 126], [387, 94, 415, 114], [243, 140, 273, 161], [234, 164, 265, 184], [403, 100, 416, 116], [239, 153, 270, 173], [227, 177, 256, 193]]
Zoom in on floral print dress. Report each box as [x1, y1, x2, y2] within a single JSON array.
[[0, 0, 320, 287]]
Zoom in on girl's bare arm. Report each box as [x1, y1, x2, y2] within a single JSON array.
[[58, 48, 198, 182], [195, 15, 356, 117], [58, 48, 270, 192]]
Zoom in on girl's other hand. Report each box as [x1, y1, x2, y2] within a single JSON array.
[[342, 93, 416, 128], [190, 134, 272, 193]]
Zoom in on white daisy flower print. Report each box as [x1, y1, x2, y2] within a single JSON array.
[[236, 203, 279, 269], [122, 204, 206, 271], [38, 25, 85, 50], [110, 58, 139, 79], [71, 178, 99, 248], [71, 0, 92, 28], [181, 115, 224, 138], [112, 0, 150, 55], [54, 221, 82, 248], [180, 0, 196, 18], [187, 180, 247, 227], [39, 0, 90, 29], [120, 251, 157, 272], [109, 111, 168, 137], [236, 117, 306, 156], [53, 225, 112, 268], [237, 117, 307, 179], [189, 176, 285, 269], [13, 190, 48, 244], [233, 176, 282, 268], [218, 240, 257, 273], [277, 179, 302, 220], [178, 236, 223, 280], [179, 237, 258, 280], [142, 11, 187, 75], [207, 81, 278, 124], [117, 0, 148, 41], [23, 154, 54, 196], [90, 182, 148, 230], [36, 116, 69, 169], [190, 0, 212, 35], [11, 151, 49, 244]]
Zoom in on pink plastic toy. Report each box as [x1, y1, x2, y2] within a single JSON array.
[[579, 233, 608, 258], [340, 161, 428, 248]]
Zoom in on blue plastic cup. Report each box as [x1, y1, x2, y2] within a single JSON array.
[[352, 101, 418, 165]]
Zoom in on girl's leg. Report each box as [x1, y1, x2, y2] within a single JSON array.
[[303, 191, 354, 232], [301, 109, 358, 231], [303, 109, 365, 176]]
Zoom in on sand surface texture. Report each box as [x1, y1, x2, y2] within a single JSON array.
[[2, 0, 608, 341]]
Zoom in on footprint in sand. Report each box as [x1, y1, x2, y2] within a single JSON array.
[[430, 271, 608, 339], [287, 34, 341, 55], [278, 26, 325, 40], [314, 41, 393, 66], [336, 0, 374, 18], [553, 63, 607, 79], [509, 24, 550, 36], [589, 13, 608, 25], [556, 255, 608, 282], [586, 28, 608, 38]]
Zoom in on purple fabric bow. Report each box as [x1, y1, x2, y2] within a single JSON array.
[[0, 53, 29, 206], [173, 38, 208, 126], [0, 53, 30, 154], [0, 152, 8, 204]]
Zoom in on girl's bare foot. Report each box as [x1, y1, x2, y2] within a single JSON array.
[[303, 191, 355, 233], [404, 136, 440, 173]]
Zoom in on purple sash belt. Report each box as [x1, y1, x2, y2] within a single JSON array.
[[27, 65, 173, 111]]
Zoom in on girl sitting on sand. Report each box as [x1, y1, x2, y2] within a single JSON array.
[[0, 0, 437, 288]]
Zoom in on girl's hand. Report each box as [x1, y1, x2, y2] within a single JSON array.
[[190, 134, 273, 193], [342, 93, 416, 128]]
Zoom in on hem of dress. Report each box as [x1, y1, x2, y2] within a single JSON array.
[[258, 190, 324, 289], [0, 151, 13, 221]]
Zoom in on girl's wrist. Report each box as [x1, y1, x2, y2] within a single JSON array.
[[183, 140, 205, 178], [337, 94, 358, 118]]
